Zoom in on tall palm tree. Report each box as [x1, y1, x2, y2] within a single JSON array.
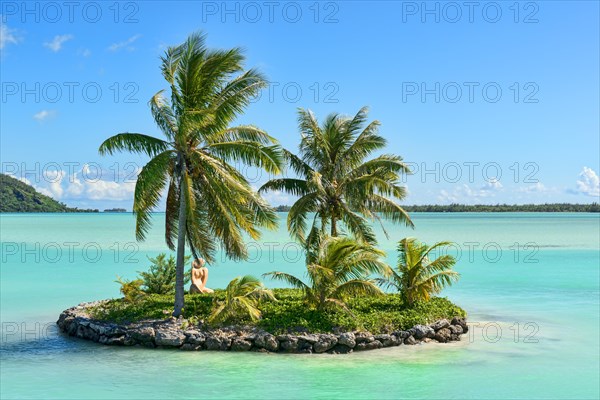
[[209, 275, 275, 324], [259, 107, 413, 246], [99, 32, 282, 316], [377, 238, 460, 306], [263, 235, 390, 311]]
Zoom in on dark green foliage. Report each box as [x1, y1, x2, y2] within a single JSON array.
[[264, 235, 389, 312], [0, 174, 98, 213], [403, 203, 600, 212], [260, 107, 413, 246], [378, 238, 460, 306], [209, 275, 276, 324], [274, 203, 600, 213], [138, 253, 192, 294], [89, 289, 465, 334], [114, 276, 145, 303]]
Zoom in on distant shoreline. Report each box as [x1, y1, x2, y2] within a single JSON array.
[[2, 209, 599, 214], [275, 204, 599, 213]]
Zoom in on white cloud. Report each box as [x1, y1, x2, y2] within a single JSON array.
[[44, 34, 73, 52], [45, 170, 66, 198], [251, 185, 292, 206], [437, 189, 457, 203], [65, 164, 137, 201], [0, 22, 21, 50], [481, 180, 503, 191], [262, 190, 291, 206], [576, 167, 600, 197], [33, 110, 56, 121], [12, 166, 138, 202], [108, 34, 141, 52], [66, 172, 85, 197], [78, 48, 91, 57], [437, 183, 501, 204], [84, 179, 136, 200], [518, 182, 547, 193]]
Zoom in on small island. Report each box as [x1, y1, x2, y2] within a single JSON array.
[[58, 294, 467, 353], [58, 238, 467, 353], [57, 32, 468, 354], [104, 208, 127, 213]]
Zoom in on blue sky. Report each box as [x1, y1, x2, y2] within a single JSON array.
[[1, 1, 599, 210]]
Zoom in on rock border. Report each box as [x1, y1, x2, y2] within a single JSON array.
[[57, 301, 468, 354]]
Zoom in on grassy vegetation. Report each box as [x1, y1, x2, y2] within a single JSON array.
[[89, 289, 465, 334]]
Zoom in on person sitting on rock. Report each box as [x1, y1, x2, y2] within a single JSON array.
[[189, 258, 214, 294]]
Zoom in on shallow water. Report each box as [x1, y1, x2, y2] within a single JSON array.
[[1, 213, 599, 399]]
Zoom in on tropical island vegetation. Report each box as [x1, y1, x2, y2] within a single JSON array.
[[274, 203, 600, 213], [0, 174, 99, 213], [59, 31, 466, 351]]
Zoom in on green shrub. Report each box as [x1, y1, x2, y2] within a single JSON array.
[[138, 253, 192, 295], [114, 276, 145, 303], [90, 289, 466, 334]]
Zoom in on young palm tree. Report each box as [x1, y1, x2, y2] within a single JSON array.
[[208, 275, 275, 324], [259, 107, 413, 246], [264, 235, 390, 311], [138, 253, 191, 295], [99, 32, 282, 316], [378, 238, 460, 306]]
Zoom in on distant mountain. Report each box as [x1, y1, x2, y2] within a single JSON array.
[[0, 174, 98, 213]]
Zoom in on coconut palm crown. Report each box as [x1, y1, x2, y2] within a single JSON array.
[[260, 107, 413, 246], [263, 235, 390, 311], [209, 275, 276, 324], [99, 32, 283, 316], [377, 238, 460, 306]]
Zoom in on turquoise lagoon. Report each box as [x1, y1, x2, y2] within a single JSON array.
[[1, 213, 599, 399]]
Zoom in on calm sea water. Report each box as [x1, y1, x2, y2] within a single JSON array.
[[1, 213, 599, 399]]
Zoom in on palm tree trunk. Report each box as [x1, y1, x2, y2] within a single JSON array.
[[331, 217, 337, 236], [173, 172, 187, 317]]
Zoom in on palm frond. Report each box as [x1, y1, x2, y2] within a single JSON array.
[[133, 151, 174, 241], [98, 133, 170, 157], [385, 238, 460, 305], [208, 141, 282, 174], [262, 271, 309, 291], [258, 178, 309, 197], [149, 91, 178, 140], [332, 279, 383, 300], [287, 192, 320, 242]]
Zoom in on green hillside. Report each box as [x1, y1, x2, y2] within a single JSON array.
[[0, 174, 98, 212]]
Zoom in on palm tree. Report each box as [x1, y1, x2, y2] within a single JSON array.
[[377, 238, 460, 306], [263, 235, 389, 311], [259, 107, 413, 246], [99, 32, 282, 316], [208, 275, 276, 324]]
